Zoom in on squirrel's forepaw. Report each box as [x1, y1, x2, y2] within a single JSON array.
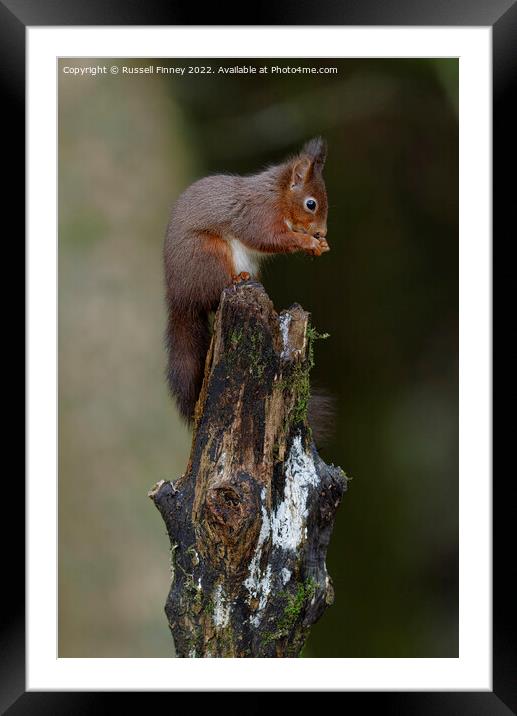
[[317, 238, 330, 254], [307, 236, 330, 257]]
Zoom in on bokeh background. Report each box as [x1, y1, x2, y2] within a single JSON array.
[[58, 58, 458, 657]]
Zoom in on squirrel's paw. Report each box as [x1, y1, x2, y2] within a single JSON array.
[[306, 236, 330, 257], [316, 237, 330, 255]]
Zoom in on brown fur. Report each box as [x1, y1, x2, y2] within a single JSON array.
[[164, 137, 329, 424], [308, 388, 336, 446]]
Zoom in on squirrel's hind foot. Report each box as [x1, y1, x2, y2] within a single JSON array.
[[232, 271, 251, 284]]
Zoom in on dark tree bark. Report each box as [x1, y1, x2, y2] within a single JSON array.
[[149, 281, 346, 657]]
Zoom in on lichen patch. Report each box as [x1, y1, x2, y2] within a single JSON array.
[[271, 434, 319, 552], [212, 584, 231, 628], [243, 488, 272, 625], [279, 313, 292, 359]]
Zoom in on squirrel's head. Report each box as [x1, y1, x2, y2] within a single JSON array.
[[283, 137, 328, 240]]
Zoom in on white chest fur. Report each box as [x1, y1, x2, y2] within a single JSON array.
[[227, 236, 262, 277]]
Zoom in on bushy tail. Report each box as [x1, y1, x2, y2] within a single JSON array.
[[308, 388, 336, 446], [165, 306, 211, 425]]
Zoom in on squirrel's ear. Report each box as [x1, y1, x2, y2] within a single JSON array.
[[302, 136, 327, 174], [290, 157, 311, 189]]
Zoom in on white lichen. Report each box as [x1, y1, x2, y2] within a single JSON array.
[[271, 435, 319, 551], [242, 437, 320, 625], [243, 488, 272, 626], [281, 567, 292, 586], [248, 564, 272, 627], [279, 313, 292, 359], [212, 584, 231, 628]]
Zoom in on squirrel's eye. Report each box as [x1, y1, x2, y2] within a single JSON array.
[[304, 197, 317, 213]]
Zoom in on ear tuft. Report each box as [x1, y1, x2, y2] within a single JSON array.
[[302, 136, 327, 172], [290, 157, 311, 189]]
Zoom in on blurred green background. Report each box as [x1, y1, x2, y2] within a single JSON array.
[[58, 58, 458, 658]]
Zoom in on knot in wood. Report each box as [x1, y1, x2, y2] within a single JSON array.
[[200, 472, 263, 573], [206, 481, 252, 535]]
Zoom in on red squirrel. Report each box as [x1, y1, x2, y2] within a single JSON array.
[[164, 137, 330, 425]]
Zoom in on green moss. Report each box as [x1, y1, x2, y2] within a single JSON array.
[[227, 326, 266, 378], [261, 578, 317, 645], [280, 578, 317, 627], [306, 324, 330, 367], [204, 597, 215, 616], [249, 332, 265, 378], [193, 585, 203, 611], [280, 322, 330, 430], [290, 366, 311, 425], [230, 327, 243, 349], [219, 623, 235, 657]]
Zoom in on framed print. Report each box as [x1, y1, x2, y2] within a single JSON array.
[[5, 0, 511, 710]]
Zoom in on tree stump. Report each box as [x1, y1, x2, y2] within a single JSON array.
[[149, 281, 346, 657]]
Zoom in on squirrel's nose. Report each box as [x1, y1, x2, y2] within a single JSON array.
[[314, 228, 327, 239]]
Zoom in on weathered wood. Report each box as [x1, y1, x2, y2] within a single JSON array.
[[149, 281, 346, 657]]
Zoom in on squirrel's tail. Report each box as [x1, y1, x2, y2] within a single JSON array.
[[165, 305, 211, 424], [308, 388, 336, 446]]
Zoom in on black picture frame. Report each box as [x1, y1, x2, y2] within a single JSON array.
[[7, 0, 509, 712]]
